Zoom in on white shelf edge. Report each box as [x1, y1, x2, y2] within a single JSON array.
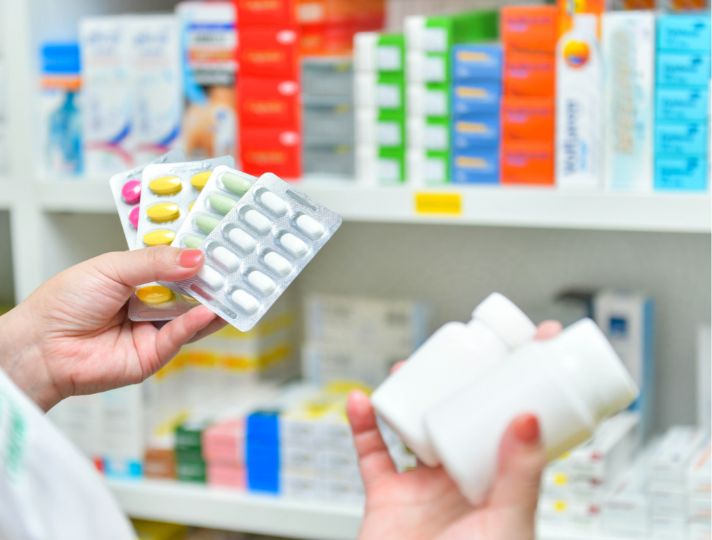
[[108, 479, 362, 540], [34, 179, 712, 233]]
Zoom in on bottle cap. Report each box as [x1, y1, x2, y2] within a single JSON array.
[[556, 318, 639, 421], [472, 293, 537, 349]]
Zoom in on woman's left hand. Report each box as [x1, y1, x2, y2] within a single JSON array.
[[0, 247, 225, 410]]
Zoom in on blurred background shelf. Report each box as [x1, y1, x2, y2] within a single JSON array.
[[0, 178, 12, 208], [35, 179, 712, 233]]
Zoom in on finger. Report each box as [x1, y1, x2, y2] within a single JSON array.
[[347, 390, 397, 487], [487, 414, 546, 516], [141, 306, 218, 376], [390, 360, 406, 374], [95, 247, 205, 289], [535, 320, 563, 341], [189, 316, 228, 343]]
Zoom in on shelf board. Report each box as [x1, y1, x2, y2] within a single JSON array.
[[36, 179, 711, 233], [108, 479, 362, 539]]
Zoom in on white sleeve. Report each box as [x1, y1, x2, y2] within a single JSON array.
[[0, 369, 135, 540]]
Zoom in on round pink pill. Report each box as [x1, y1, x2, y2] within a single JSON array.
[[121, 179, 141, 205], [129, 206, 140, 229]]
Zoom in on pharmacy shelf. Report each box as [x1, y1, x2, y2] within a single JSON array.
[[36, 178, 712, 233], [108, 479, 362, 540], [0, 177, 12, 209]]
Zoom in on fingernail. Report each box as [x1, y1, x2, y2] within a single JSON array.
[[514, 414, 540, 445], [179, 249, 203, 268]]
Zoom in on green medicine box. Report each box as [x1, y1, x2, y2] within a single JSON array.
[[406, 11, 499, 54], [379, 147, 407, 184], [410, 149, 450, 185], [356, 32, 406, 73]]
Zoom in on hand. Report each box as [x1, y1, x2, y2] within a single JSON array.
[[347, 321, 563, 540], [0, 247, 226, 411]]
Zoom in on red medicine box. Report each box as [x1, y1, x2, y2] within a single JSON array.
[[238, 27, 299, 78], [240, 127, 302, 179], [235, 0, 297, 26], [238, 78, 300, 128]]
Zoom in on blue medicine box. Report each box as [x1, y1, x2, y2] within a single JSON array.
[[655, 86, 709, 121], [656, 52, 711, 86], [453, 44, 503, 82], [451, 147, 500, 184], [453, 81, 502, 115], [657, 15, 710, 52], [453, 114, 500, 149], [655, 156, 708, 191], [655, 122, 708, 155], [246, 411, 281, 494]]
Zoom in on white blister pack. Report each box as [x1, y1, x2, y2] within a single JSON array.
[[172, 165, 256, 250], [109, 149, 185, 250], [176, 173, 342, 331], [136, 155, 234, 249]]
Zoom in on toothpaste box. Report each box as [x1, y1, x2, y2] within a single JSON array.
[[453, 115, 500, 149], [655, 122, 708, 155], [238, 27, 299, 78], [657, 14, 711, 52], [451, 147, 499, 184], [452, 44, 503, 82], [501, 97, 554, 141], [238, 78, 300, 128], [603, 11, 654, 193], [501, 5, 558, 53], [452, 81, 502, 115], [503, 50, 556, 97], [656, 52, 711, 87], [655, 86, 709, 121], [655, 155, 708, 191], [501, 139, 554, 185]]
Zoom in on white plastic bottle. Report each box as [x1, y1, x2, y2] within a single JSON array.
[[371, 293, 536, 466], [425, 318, 639, 504], [555, 14, 603, 190]]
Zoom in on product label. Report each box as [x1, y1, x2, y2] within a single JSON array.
[[414, 192, 463, 216]]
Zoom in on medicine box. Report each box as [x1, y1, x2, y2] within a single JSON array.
[[657, 14, 711, 52], [356, 146, 406, 184], [451, 148, 499, 185], [655, 122, 708, 155], [503, 50, 556, 97], [500, 140, 554, 185], [409, 115, 449, 152], [357, 109, 406, 148], [501, 97, 554, 141], [407, 51, 449, 84], [452, 44, 503, 82], [301, 57, 354, 98], [409, 149, 450, 185], [656, 53, 711, 87], [501, 5, 558, 53], [303, 144, 355, 177], [355, 72, 406, 112], [235, 0, 297, 26], [452, 81, 502, 116], [239, 127, 301, 179], [304, 102, 354, 146], [654, 156, 708, 191], [355, 32, 405, 73], [238, 27, 299, 78], [453, 116, 500, 149], [649, 426, 704, 492], [238, 78, 300, 128], [655, 86, 709, 121], [408, 83, 449, 117], [405, 11, 499, 54]]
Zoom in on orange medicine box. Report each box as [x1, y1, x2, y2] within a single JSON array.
[[501, 5, 558, 54], [240, 127, 302, 179], [236, 0, 297, 26], [501, 97, 554, 141], [503, 50, 555, 97], [238, 27, 299, 78], [238, 78, 300, 128], [501, 140, 554, 185], [299, 22, 357, 56]]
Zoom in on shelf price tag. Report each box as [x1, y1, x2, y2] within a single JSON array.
[[414, 192, 463, 217]]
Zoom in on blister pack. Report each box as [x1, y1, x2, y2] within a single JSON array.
[[176, 173, 342, 331], [172, 165, 256, 250], [109, 150, 185, 250]]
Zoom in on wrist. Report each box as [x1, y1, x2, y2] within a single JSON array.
[[0, 304, 61, 411]]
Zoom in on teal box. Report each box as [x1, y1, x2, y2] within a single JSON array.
[[655, 156, 708, 191], [655, 122, 708, 155], [655, 86, 709, 121], [656, 53, 711, 86], [657, 15, 710, 52]]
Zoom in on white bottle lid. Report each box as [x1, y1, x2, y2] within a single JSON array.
[[471, 293, 537, 350], [555, 318, 639, 421]]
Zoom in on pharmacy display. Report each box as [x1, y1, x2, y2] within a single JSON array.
[[37, 2, 709, 191]]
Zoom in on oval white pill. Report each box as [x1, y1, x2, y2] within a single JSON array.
[[227, 228, 257, 253], [259, 191, 288, 216], [279, 233, 308, 257], [264, 251, 292, 276], [230, 289, 259, 314], [295, 214, 324, 240], [211, 245, 240, 271], [198, 265, 224, 291], [243, 209, 272, 234], [248, 270, 276, 295]]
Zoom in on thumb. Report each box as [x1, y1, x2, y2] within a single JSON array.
[[487, 414, 546, 517], [96, 246, 205, 288]]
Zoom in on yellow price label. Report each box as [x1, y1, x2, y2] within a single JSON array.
[[414, 192, 463, 217]]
